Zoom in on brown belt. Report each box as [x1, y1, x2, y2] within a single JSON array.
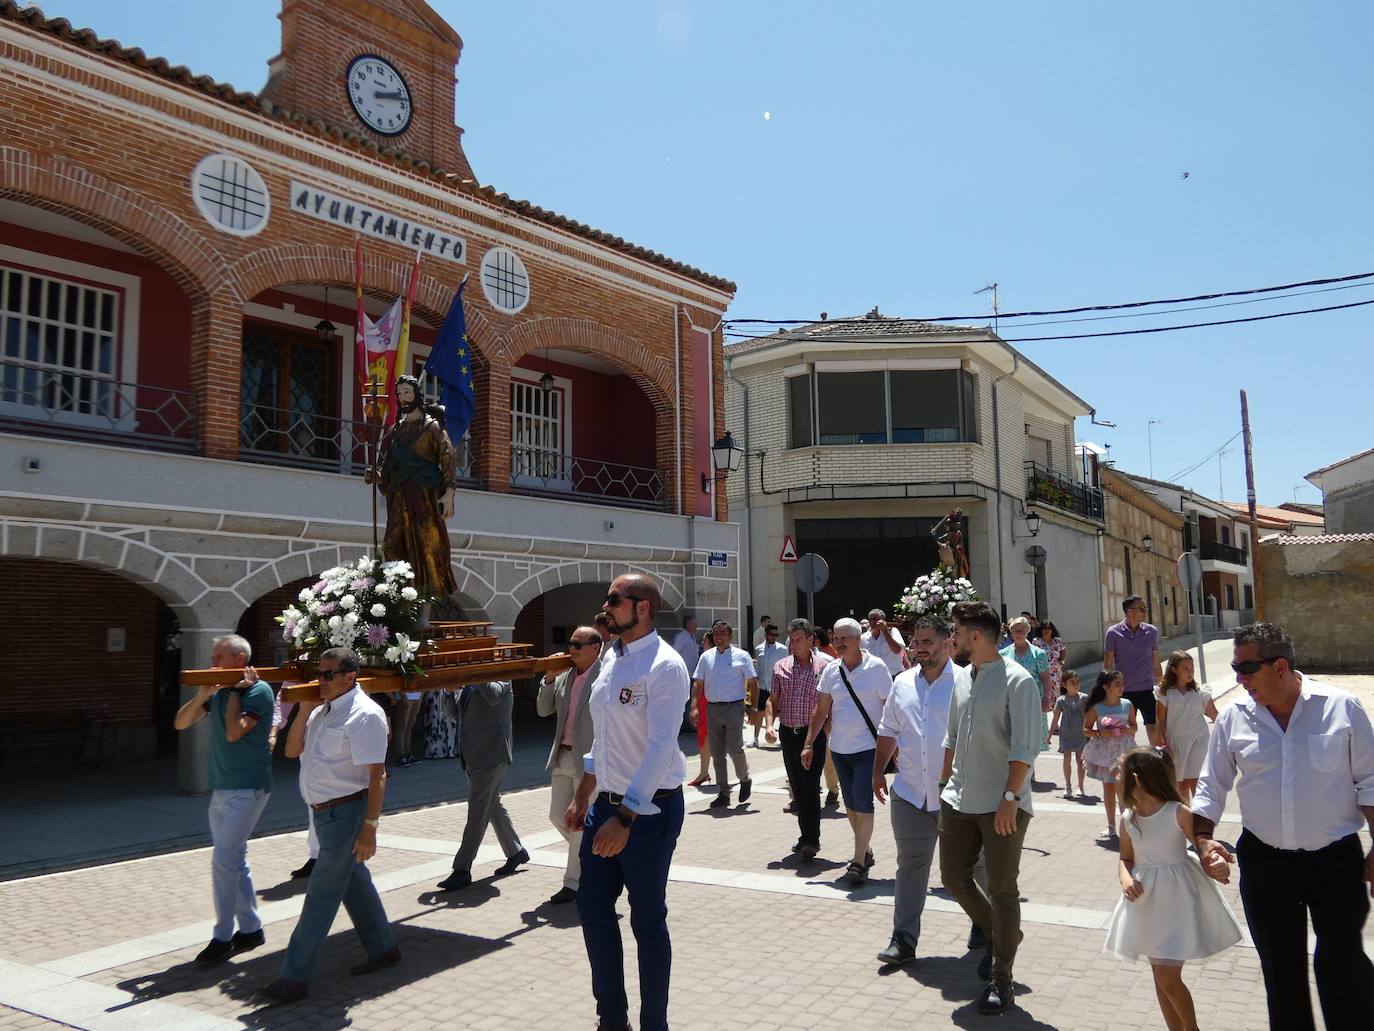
[[310, 788, 368, 813], [558, 743, 574, 751]]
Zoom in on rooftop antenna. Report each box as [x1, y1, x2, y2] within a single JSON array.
[[1147, 419, 1161, 478], [974, 282, 1000, 334]]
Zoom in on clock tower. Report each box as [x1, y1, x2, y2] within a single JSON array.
[[260, 0, 475, 181]]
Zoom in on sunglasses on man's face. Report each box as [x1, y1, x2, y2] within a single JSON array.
[[568, 640, 599, 649], [1230, 656, 1281, 676], [604, 591, 644, 608], [318, 669, 352, 682]]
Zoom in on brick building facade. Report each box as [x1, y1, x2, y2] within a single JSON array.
[[0, 0, 739, 786]]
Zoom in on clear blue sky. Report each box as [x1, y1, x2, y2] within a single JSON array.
[[35, 1, 1373, 505]]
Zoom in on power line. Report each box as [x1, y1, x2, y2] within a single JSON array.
[[1166, 430, 1243, 484], [722, 269, 1374, 328]]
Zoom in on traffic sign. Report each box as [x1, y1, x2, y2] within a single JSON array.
[[793, 553, 830, 593], [1177, 552, 1203, 590], [778, 535, 799, 563]]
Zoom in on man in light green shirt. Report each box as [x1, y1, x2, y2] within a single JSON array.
[[939, 602, 1041, 1017]]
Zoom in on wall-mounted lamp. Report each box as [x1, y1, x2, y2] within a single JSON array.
[[315, 287, 337, 343], [1142, 533, 1154, 552], [1012, 504, 1041, 541], [703, 430, 744, 492], [539, 348, 555, 394]]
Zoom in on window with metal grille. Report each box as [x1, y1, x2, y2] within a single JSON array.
[[510, 376, 565, 483], [0, 265, 120, 418]]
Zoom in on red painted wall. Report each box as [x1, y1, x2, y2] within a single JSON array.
[[512, 355, 655, 469]]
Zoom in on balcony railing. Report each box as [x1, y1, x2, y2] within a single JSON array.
[[0, 359, 197, 452], [1025, 461, 1105, 522], [238, 401, 476, 481], [1199, 539, 1248, 565], [510, 445, 667, 510]]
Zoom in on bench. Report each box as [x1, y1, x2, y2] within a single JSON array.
[[0, 711, 107, 769]]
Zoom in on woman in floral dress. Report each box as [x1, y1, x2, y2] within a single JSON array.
[[1038, 620, 1067, 711]]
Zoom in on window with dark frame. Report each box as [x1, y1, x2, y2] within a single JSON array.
[[787, 373, 813, 448], [787, 367, 981, 448]]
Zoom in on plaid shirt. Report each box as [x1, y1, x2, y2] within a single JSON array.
[[770, 652, 831, 728]]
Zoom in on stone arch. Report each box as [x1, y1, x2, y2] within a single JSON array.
[[497, 317, 675, 414], [506, 560, 683, 614], [0, 148, 231, 307], [230, 242, 498, 364]]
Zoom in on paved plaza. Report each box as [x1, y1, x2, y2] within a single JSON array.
[[1, 675, 1370, 1030]]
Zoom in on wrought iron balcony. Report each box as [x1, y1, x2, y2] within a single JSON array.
[[1199, 539, 1248, 565], [238, 401, 477, 481], [1025, 461, 1105, 522], [510, 445, 668, 510], [0, 359, 197, 452]]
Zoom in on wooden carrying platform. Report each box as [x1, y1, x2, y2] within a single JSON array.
[[180, 622, 574, 702]]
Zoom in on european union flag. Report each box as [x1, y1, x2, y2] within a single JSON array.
[[424, 279, 476, 442]]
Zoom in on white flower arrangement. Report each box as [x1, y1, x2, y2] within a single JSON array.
[[277, 555, 426, 675], [893, 567, 979, 623]]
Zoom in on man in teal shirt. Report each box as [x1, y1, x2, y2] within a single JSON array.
[[174, 634, 275, 967]]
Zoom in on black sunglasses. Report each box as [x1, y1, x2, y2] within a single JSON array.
[[604, 591, 645, 607], [319, 668, 353, 682], [568, 640, 599, 649], [1230, 656, 1281, 676]]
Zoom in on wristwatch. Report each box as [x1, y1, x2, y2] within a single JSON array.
[[1002, 790, 1020, 803], [613, 807, 636, 828], [363, 818, 380, 828]]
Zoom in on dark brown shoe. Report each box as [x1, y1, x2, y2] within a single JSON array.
[[350, 945, 401, 976], [257, 978, 308, 1003]]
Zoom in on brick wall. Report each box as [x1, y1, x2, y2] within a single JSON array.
[[2, 558, 158, 723], [236, 578, 316, 666], [1261, 538, 1374, 668]]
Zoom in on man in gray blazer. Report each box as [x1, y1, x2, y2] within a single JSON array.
[[537, 626, 602, 904], [436, 681, 528, 891]]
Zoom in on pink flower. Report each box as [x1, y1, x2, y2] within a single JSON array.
[[363, 623, 390, 648], [351, 577, 375, 591], [318, 602, 337, 616]]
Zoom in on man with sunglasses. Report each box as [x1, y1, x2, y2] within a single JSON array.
[[691, 619, 758, 808], [1103, 595, 1163, 746], [537, 625, 603, 905], [566, 574, 689, 1031], [1192, 622, 1374, 1031], [258, 648, 397, 1002]]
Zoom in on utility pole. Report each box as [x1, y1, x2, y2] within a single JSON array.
[[1240, 390, 1263, 620], [1147, 419, 1161, 478]]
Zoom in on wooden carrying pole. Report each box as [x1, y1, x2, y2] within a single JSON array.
[[1240, 389, 1263, 620]]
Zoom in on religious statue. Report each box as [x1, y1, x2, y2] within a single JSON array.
[[364, 374, 458, 598], [932, 508, 970, 580]]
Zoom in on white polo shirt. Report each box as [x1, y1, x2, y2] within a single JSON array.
[[693, 645, 757, 704], [879, 660, 956, 810], [298, 685, 389, 806], [865, 627, 907, 676], [818, 651, 893, 754]]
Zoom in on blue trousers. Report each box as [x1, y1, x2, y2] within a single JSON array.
[[576, 788, 684, 1031], [207, 788, 270, 942], [279, 796, 394, 982]]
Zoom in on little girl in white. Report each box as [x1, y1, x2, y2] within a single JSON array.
[[1082, 670, 1137, 839], [1104, 747, 1242, 1031], [1049, 670, 1087, 798]]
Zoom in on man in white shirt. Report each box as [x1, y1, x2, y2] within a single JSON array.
[[753, 613, 771, 649], [865, 608, 907, 677], [566, 574, 689, 1031], [872, 616, 957, 966], [537, 626, 602, 905], [752, 623, 788, 747], [691, 620, 758, 809], [802, 618, 892, 884], [258, 648, 397, 1003], [671, 615, 700, 673], [1193, 622, 1374, 1031]]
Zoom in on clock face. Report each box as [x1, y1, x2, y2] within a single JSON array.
[[346, 55, 413, 137]]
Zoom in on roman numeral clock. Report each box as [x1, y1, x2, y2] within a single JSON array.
[[346, 54, 413, 137]]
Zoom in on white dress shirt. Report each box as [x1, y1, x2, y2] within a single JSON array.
[[879, 659, 956, 810], [692, 645, 757, 703], [1194, 675, 1374, 851], [671, 628, 700, 675], [298, 685, 389, 806], [585, 631, 690, 815], [754, 641, 790, 693], [818, 652, 893, 754], [865, 627, 907, 675]]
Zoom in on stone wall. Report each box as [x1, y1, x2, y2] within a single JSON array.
[[1260, 537, 1374, 669]]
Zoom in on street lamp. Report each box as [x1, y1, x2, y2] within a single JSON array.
[[314, 287, 337, 343], [1142, 533, 1154, 552], [539, 348, 555, 394], [1012, 505, 1041, 541], [704, 430, 744, 491]]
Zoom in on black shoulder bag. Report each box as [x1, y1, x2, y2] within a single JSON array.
[[836, 663, 897, 774]]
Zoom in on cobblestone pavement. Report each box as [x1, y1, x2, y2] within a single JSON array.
[[1, 677, 1369, 1030]]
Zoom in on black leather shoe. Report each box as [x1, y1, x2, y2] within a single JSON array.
[[967, 924, 989, 950], [195, 938, 233, 966], [289, 858, 316, 880], [783, 801, 796, 814], [797, 843, 819, 861], [824, 790, 839, 807], [257, 978, 308, 1003], [978, 981, 1013, 1015], [709, 793, 731, 809], [350, 945, 401, 976], [436, 870, 472, 892], [496, 848, 530, 876], [230, 929, 265, 956], [738, 778, 753, 803], [876, 935, 916, 966], [549, 887, 578, 905]]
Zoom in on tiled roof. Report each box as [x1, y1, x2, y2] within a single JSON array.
[[1266, 532, 1374, 545], [1220, 502, 1325, 527], [725, 315, 979, 356], [1306, 446, 1374, 480], [0, 0, 735, 294]]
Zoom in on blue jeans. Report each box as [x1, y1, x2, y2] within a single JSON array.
[[831, 749, 876, 814], [576, 788, 684, 1031], [208, 788, 270, 942], [279, 796, 394, 982]]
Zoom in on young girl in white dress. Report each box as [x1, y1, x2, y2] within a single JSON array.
[[1104, 747, 1243, 1031], [1154, 651, 1219, 801]]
